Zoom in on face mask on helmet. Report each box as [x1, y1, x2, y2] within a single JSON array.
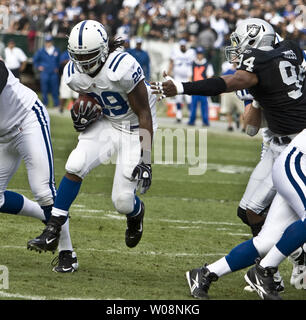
[[69, 48, 104, 74]]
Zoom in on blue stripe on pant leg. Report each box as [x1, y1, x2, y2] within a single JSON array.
[[35, 101, 57, 198], [32, 104, 56, 200], [285, 147, 306, 211]]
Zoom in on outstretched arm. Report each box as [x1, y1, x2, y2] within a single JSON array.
[[151, 70, 258, 99]]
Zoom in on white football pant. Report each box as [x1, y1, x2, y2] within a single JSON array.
[[253, 129, 306, 256], [65, 119, 142, 215], [0, 101, 56, 208]]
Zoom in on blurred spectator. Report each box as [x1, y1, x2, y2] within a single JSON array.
[[65, 0, 82, 22], [116, 16, 131, 39], [5, 39, 27, 78], [59, 50, 78, 114], [188, 47, 214, 126], [197, 23, 217, 51], [129, 37, 151, 80], [33, 35, 60, 109], [210, 9, 229, 48]]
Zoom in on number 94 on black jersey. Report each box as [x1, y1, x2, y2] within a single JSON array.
[[237, 40, 306, 135]]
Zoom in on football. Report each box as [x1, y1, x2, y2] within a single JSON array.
[[71, 94, 103, 131]]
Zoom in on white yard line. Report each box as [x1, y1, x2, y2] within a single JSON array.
[[0, 290, 121, 300], [0, 245, 227, 258]]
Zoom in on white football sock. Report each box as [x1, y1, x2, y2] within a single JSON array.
[[207, 257, 232, 277], [58, 218, 73, 252], [19, 196, 45, 220], [260, 245, 286, 268]]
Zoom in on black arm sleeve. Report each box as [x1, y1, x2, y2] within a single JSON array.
[[0, 61, 8, 94], [182, 77, 227, 96]]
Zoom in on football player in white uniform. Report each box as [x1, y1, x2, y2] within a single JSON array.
[[27, 20, 157, 253], [0, 59, 77, 272], [238, 89, 306, 292], [168, 39, 195, 122]]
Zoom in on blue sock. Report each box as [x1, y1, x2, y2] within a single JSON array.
[[276, 219, 306, 256], [41, 205, 52, 223], [176, 103, 181, 110], [127, 196, 141, 218], [225, 239, 260, 272], [53, 176, 82, 211], [0, 191, 24, 214]]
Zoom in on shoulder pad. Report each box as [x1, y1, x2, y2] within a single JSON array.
[[106, 52, 136, 82], [63, 61, 93, 91]]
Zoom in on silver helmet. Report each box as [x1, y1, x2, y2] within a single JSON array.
[[225, 18, 275, 63]]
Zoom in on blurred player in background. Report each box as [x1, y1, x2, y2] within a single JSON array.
[[168, 39, 195, 123], [28, 20, 157, 255], [151, 18, 306, 300], [187, 46, 214, 127], [0, 59, 77, 273]]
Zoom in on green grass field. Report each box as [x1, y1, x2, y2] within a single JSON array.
[[0, 111, 305, 301]]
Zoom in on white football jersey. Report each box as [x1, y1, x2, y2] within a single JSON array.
[[64, 50, 157, 133], [170, 47, 195, 81], [0, 61, 37, 137]]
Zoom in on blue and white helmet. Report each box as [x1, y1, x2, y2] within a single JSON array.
[[68, 20, 109, 74]]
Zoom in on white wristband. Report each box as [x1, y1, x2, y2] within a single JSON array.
[[164, 75, 184, 94]]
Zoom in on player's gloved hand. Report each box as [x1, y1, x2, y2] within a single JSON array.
[[150, 71, 184, 101], [71, 99, 102, 132], [131, 161, 152, 194]]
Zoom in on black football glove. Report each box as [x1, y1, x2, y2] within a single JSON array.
[[71, 100, 101, 132], [131, 161, 152, 194]]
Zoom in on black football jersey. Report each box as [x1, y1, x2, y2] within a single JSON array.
[[236, 40, 306, 135]]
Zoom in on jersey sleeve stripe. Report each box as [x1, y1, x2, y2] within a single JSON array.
[[113, 54, 128, 72], [109, 53, 123, 70], [67, 61, 72, 77]]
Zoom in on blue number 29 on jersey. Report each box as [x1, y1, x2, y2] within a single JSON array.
[[88, 91, 129, 117]]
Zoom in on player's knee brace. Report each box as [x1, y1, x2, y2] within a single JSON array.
[[237, 207, 250, 226], [65, 149, 86, 178], [112, 193, 135, 215]]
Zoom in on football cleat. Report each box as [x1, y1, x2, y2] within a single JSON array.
[[244, 259, 282, 300], [244, 270, 284, 293], [27, 216, 63, 253], [186, 265, 218, 299], [125, 202, 145, 248], [52, 251, 79, 273], [288, 246, 306, 289]]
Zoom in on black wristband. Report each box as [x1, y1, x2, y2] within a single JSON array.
[[182, 77, 227, 96]]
